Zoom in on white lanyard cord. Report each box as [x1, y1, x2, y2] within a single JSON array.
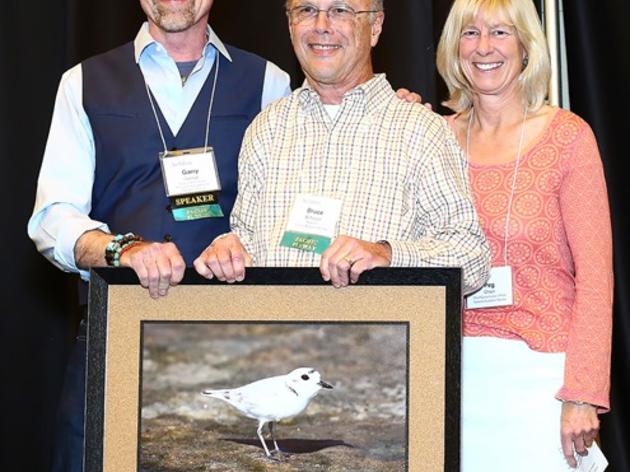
[[145, 81, 168, 154], [144, 53, 221, 155], [466, 105, 528, 265]]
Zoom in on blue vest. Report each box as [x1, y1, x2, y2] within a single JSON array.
[[82, 42, 266, 264]]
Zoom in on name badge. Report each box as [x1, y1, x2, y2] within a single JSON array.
[[159, 147, 224, 221], [280, 195, 342, 254], [466, 266, 513, 309]]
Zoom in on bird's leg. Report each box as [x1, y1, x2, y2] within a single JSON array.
[[269, 421, 281, 454], [257, 421, 272, 457]]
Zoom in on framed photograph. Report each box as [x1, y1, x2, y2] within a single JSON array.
[[86, 267, 462, 472]]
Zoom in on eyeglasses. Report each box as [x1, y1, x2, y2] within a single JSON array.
[[287, 4, 382, 24]]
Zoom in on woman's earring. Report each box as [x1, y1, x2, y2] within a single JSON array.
[[522, 55, 529, 69]]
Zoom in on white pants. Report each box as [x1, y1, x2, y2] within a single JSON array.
[[461, 337, 573, 471]]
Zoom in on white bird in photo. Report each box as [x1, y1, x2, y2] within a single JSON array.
[[201, 367, 333, 457]]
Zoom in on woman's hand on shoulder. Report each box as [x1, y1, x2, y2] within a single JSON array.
[[395, 88, 432, 109]]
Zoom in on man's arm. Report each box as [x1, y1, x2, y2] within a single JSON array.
[[27, 65, 185, 297], [386, 116, 490, 294], [194, 105, 272, 280], [75, 229, 185, 298], [320, 116, 489, 292], [27, 65, 108, 279]]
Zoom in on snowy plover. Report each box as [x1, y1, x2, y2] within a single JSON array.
[[201, 367, 333, 457]]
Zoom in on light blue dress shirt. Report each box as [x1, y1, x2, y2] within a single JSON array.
[[28, 23, 291, 279]]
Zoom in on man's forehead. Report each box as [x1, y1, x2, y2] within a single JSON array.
[[288, 0, 372, 7]]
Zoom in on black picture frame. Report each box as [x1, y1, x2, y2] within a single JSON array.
[[86, 267, 462, 471]]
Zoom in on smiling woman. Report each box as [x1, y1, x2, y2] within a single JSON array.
[[437, 0, 549, 112], [458, 20, 524, 99], [436, 1, 613, 471]]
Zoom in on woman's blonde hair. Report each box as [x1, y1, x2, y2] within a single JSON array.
[[436, 0, 550, 112]]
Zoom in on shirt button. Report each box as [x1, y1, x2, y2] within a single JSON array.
[[163, 234, 173, 242]]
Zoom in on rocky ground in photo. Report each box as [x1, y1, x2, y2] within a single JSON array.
[[139, 323, 408, 472]]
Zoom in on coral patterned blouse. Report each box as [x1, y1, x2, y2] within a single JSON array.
[[463, 109, 613, 410]]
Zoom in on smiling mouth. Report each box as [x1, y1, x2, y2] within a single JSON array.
[[474, 62, 503, 71], [310, 44, 342, 52]]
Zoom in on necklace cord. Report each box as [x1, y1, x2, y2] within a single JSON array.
[[144, 50, 221, 156], [466, 105, 528, 265]]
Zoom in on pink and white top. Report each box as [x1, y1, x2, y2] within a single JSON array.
[[462, 108, 613, 410]]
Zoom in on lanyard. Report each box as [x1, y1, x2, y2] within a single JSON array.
[[466, 106, 528, 266], [144, 53, 221, 155]]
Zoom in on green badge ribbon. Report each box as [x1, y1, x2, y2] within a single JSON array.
[[169, 192, 224, 221], [280, 231, 331, 254]]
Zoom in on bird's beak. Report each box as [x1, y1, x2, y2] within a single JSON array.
[[318, 380, 333, 389]]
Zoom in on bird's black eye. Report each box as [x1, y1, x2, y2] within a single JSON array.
[[301, 374, 310, 381]]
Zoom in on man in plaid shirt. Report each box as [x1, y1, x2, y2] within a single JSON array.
[[194, 0, 490, 292]]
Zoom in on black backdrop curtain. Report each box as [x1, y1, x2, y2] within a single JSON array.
[[563, 2, 630, 472], [1, 1, 627, 470]]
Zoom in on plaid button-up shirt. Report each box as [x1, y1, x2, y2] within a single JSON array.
[[231, 74, 490, 293]]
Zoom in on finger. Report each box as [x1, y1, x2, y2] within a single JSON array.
[[319, 255, 331, 282], [320, 238, 345, 282], [155, 254, 173, 297], [169, 255, 186, 285], [349, 257, 369, 284], [395, 87, 410, 98], [216, 246, 239, 283], [327, 247, 352, 288], [193, 254, 214, 279], [123, 245, 150, 287], [163, 243, 185, 285], [133, 260, 150, 289], [583, 434, 595, 451], [207, 250, 228, 281], [583, 431, 597, 449], [573, 434, 588, 456], [143, 253, 161, 299], [561, 432, 578, 468], [229, 247, 247, 282], [407, 92, 422, 104], [334, 257, 352, 287], [322, 255, 341, 287]]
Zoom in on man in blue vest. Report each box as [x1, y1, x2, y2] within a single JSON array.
[[28, 1, 290, 470], [29, 0, 291, 300]]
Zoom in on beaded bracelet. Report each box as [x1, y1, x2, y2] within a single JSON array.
[[105, 233, 144, 267]]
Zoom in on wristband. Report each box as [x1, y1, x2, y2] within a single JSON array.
[[105, 233, 144, 267]]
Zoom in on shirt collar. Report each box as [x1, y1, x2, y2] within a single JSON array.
[[133, 21, 232, 63], [297, 74, 393, 119]]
